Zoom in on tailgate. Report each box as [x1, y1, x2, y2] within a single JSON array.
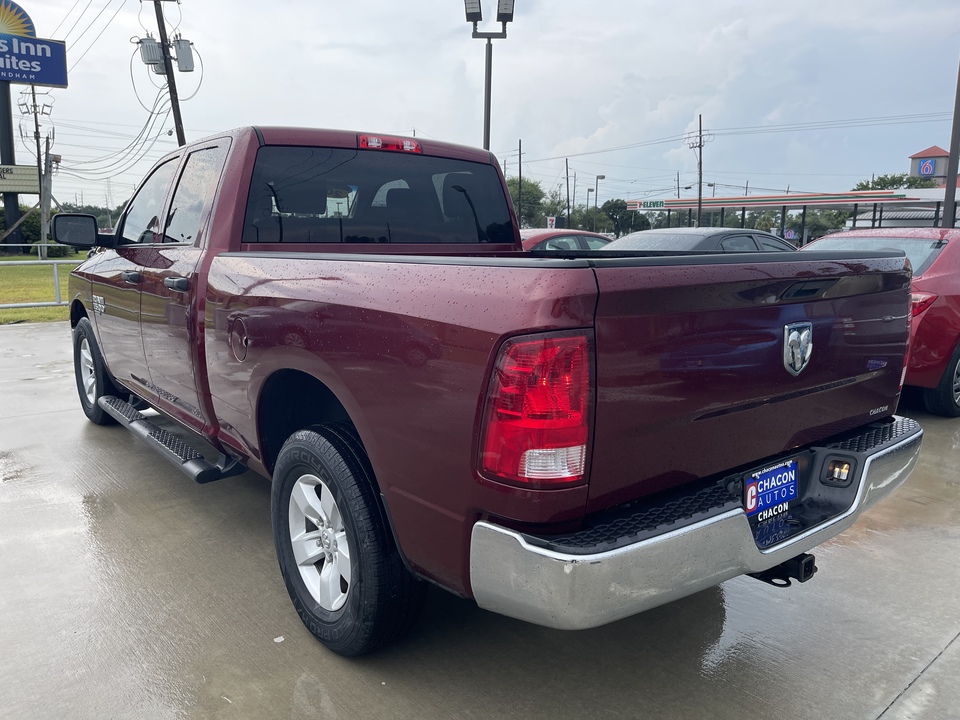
[[587, 251, 911, 512]]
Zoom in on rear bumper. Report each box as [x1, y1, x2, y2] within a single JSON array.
[[469, 416, 923, 630]]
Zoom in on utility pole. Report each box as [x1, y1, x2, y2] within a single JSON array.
[[30, 87, 42, 213], [153, 0, 186, 146], [686, 115, 713, 228], [944, 56, 960, 229], [565, 158, 571, 227], [39, 137, 53, 260], [692, 115, 704, 227], [572, 173, 577, 226], [517, 139, 522, 226], [741, 180, 749, 228]]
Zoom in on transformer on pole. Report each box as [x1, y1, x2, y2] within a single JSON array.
[[135, 1, 197, 147]]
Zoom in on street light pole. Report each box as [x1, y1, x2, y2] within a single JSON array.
[[464, 1, 515, 151], [586, 188, 593, 229], [482, 38, 493, 151], [594, 174, 605, 232]]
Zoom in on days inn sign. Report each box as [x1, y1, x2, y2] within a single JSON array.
[[0, 1, 68, 88]]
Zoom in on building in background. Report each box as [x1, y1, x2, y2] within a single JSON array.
[[909, 145, 949, 185]]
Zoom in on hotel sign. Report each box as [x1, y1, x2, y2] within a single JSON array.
[[0, 2, 68, 88]]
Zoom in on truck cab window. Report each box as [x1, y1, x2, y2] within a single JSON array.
[[164, 145, 229, 244], [119, 158, 179, 245], [242, 146, 512, 244]]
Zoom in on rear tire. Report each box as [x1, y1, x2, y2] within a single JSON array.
[[922, 341, 960, 417], [72, 317, 119, 425], [271, 426, 426, 656]]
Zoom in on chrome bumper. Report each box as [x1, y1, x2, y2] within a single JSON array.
[[469, 417, 923, 630]]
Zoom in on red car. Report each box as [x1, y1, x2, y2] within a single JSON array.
[[520, 228, 612, 251], [804, 228, 960, 416]]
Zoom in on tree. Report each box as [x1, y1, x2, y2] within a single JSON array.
[[0, 206, 41, 252], [60, 201, 126, 230], [853, 173, 938, 191], [540, 186, 568, 223], [784, 208, 849, 242], [624, 209, 651, 234], [505, 176, 546, 228], [600, 199, 627, 237]]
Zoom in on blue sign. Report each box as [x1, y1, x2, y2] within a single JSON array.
[[918, 159, 935, 176], [0, 32, 67, 87], [0, 1, 36, 37]]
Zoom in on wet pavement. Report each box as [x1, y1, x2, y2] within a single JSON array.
[[1, 321, 958, 720]]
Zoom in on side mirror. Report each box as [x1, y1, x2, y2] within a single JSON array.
[[52, 214, 115, 248]]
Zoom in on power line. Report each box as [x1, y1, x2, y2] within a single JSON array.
[[60, 0, 96, 44], [51, 0, 84, 36], [68, 0, 128, 72], [522, 111, 952, 164]]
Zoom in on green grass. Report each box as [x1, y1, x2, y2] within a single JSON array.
[[0, 254, 82, 324]]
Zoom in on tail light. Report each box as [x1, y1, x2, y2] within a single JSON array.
[[358, 134, 422, 153], [479, 332, 592, 488], [911, 292, 937, 317]]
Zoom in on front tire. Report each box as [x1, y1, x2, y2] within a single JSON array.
[[922, 341, 960, 417], [72, 317, 119, 425], [271, 426, 426, 656]]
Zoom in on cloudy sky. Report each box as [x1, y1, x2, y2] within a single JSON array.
[[19, 0, 960, 209]]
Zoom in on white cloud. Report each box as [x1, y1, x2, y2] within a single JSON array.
[[21, 0, 960, 204]]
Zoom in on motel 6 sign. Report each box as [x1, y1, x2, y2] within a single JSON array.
[[0, 1, 68, 88]]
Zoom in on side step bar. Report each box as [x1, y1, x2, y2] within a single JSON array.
[[98, 395, 246, 484]]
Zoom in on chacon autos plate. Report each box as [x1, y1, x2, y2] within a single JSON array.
[[745, 459, 798, 523]]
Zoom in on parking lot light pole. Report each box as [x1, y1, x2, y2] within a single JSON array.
[[594, 175, 605, 231], [586, 188, 593, 229], [464, 1, 516, 151]]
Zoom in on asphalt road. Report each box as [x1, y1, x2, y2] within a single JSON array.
[[1, 321, 958, 720]]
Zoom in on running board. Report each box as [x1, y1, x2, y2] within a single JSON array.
[[98, 396, 246, 484]]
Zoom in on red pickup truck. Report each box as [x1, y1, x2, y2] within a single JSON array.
[[54, 127, 923, 656]]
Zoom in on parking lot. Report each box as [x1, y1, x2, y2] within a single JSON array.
[[1, 320, 958, 720]]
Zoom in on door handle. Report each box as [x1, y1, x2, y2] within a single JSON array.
[[164, 276, 190, 292], [121, 270, 141, 284]]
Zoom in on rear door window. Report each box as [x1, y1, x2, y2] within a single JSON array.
[[720, 234, 761, 252], [164, 144, 229, 244], [242, 146, 513, 244], [581, 235, 609, 249], [539, 235, 580, 250], [807, 236, 946, 275], [756, 234, 795, 251]]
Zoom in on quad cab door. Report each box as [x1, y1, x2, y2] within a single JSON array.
[[91, 156, 181, 402], [138, 140, 230, 432]]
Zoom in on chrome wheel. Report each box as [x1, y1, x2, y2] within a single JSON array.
[[288, 473, 351, 611], [79, 337, 97, 405]]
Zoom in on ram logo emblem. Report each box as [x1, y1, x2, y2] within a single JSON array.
[[784, 322, 813, 376]]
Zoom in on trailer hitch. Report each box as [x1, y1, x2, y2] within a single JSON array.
[[748, 553, 818, 588]]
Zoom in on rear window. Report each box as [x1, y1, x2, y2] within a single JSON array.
[[807, 236, 945, 276], [242, 146, 513, 244]]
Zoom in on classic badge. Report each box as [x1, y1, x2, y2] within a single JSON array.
[[783, 322, 813, 376]]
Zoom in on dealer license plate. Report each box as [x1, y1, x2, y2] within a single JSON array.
[[745, 460, 798, 521]]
